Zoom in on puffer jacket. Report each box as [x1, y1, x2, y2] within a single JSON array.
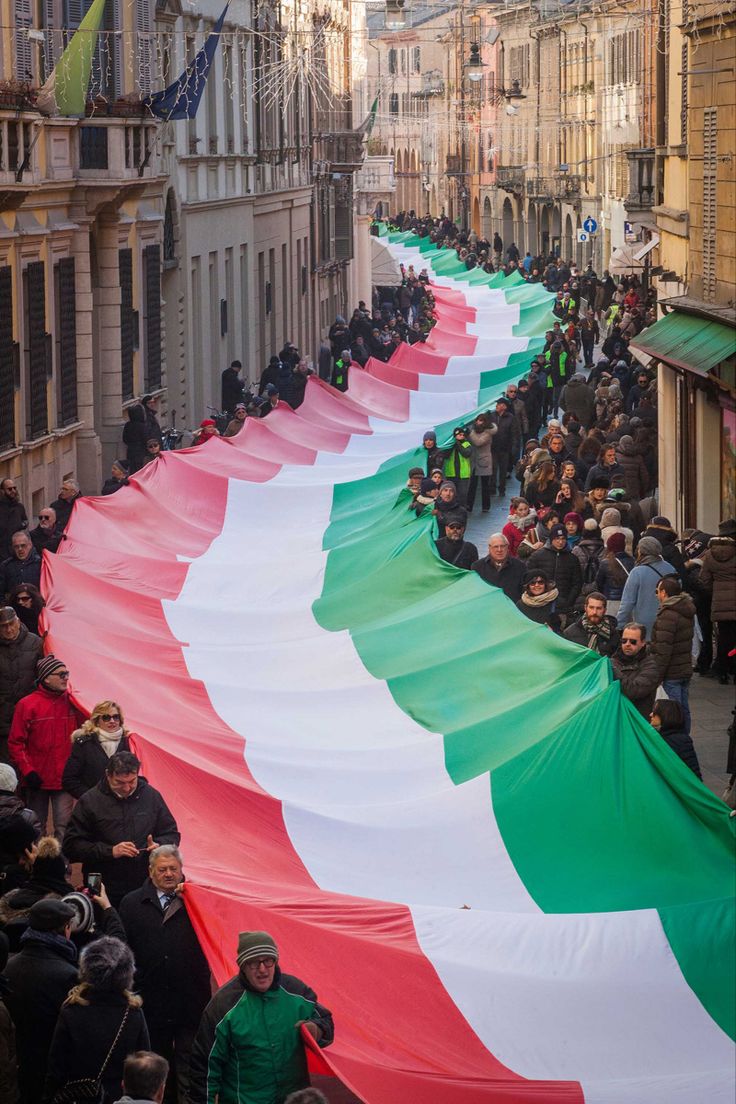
[[615, 436, 649, 500], [62, 729, 137, 799], [7, 687, 84, 789], [650, 593, 696, 681], [699, 538, 736, 621], [0, 624, 43, 739], [468, 425, 495, 475]]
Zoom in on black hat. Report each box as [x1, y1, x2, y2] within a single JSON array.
[[549, 524, 567, 540], [29, 837, 72, 895], [718, 518, 736, 538], [444, 512, 467, 529], [28, 898, 75, 932], [496, 396, 511, 408], [523, 569, 550, 586], [589, 476, 611, 491]]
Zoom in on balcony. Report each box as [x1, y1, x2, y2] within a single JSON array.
[[76, 118, 160, 180], [553, 172, 582, 200], [446, 154, 467, 176], [313, 131, 365, 175], [414, 70, 445, 98], [527, 177, 556, 202], [625, 148, 657, 214], [496, 165, 525, 193]]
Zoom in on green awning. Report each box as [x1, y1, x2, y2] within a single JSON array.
[[630, 311, 736, 376]]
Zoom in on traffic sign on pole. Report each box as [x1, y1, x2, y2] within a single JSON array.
[[577, 230, 589, 243], [583, 217, 598, 234]]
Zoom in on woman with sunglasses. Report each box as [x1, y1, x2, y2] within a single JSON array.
[[62, 701, 138, 800], [516, 569, 561, 633], [8, 582, 45, 637]]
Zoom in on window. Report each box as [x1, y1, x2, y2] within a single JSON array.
[[143, 245, 162, 392], [389, 92, 399, 116], [413, 46, 421, 74], [388, 48, 397, 75], [119, 249, 135, 401], [702, 107, 717, 301], [24, 261, 50, 440], [400, 49, 406, 75]]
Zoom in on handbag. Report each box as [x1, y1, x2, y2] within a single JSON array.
[[51, 1006, 130, 1104]]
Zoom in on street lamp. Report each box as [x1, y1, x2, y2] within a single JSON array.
[[385, 0, 407, 31], [464, 42, 484, 82]]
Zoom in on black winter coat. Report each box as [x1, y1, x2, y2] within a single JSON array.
[[563, 615, 620, 656], [490, 410, 519, 455], [611, 646, 660, 718], [62, 732, 135, 799], [122, 407, 148, 473], [2, 932, 78, 1102], [658, 722, 702, 778], [435, 537, 478, 571], [119, 880, 211, 1033], [44, 992, 149, 1104], [471, 555, 526, 601], [63, 776, 180, 908], [0, 500, 27, 561], [0, 551, 42, 600], [527, 545, 583, 612], [0, 624, 43, 740], [49, 494, 82, 532]]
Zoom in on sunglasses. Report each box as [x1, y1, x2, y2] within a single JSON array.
[[39, 514, 54, 520], [99, 713, 121, 722], [16, 594, 31, 602], [529, 579, 546, 586], [54, 671, 70, 679]]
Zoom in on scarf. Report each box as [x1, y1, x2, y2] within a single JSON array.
[[521, 586, 559, 608], [20, 927, 78, 964], [581, 615, 612, 639], [98, 728, 124, 756], [506, 511, 536, 533]]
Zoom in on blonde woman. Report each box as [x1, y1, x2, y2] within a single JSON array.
[[62, 702, 138, 800], [45, 937, 149, 1104]]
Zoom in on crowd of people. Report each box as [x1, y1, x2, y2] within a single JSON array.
[[1, 218, 734, 1104]]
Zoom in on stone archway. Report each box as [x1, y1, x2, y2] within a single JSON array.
[[409, 149, 418, 213], [564, 213, 574, 263], [527, 200, 538, 258], [502, 197, 514, 252], [551, 205, 562, 256], [482, 195, 492, 239], [540, 205, 550, 256]]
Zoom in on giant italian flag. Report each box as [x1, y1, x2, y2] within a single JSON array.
[[43, 232, 735, 1103]]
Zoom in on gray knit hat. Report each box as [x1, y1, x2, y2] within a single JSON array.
[[637, 536, 662, 558], [0, 764, 18, 791], [236, 931, 279, 967]]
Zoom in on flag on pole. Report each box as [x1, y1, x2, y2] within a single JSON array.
[[36, 0, 107, 116], [358, 94, 379, 136], [145, 5, 228, 121]]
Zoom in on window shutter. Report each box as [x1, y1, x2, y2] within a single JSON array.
[[0, 267, 17, 451], [136, 0, 152, 94], [26, 261, 49, 440], [56, 258, 78, 426], [702, 107, 717, 302], [14, 0, 33, 80], [143, 245, 162, 392]]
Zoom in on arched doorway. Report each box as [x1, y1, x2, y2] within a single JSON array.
[[527, 201, 538, 258], [551, 205, 561, 257], [564, 214, 574, 262], [409, 149, 418, 213], [396, 149, 404, 209], [540, 205, 550, 257], [502, 197, 514, 252], [482, 196, 492, 239], [472, 196, 480, 234]]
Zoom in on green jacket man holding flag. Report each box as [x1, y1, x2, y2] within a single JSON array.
[[189, 931, 334, 1104]]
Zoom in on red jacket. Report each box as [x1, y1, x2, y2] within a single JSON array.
[[503, 518, 534, 557], [8, 688, 85, 789]]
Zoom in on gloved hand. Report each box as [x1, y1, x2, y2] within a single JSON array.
[[23, 770, 43, 790]]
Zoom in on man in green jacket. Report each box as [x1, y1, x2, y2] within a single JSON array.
[[188, 931, 334, 1104]]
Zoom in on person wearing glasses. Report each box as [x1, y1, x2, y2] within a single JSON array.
[[0, 530, 41, 599], [190, 931, 334, 1104], [29, 506, 63, 555], [7, 655, 84, 842], [610, 622, 661, 719], [62, 700, 138, 800]]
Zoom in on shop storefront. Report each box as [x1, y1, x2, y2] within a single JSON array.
[[631, 305, 736, 532]]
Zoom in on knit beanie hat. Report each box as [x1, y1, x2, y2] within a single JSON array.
[[583, 518, 600, 535], [35, 655, 67, 687], [408, 467, 424, 478], [236, 931, 279, 968], [637, 536, 662, 558], [419, 478, 436, 495], [0, 763, 18, 792], [423, 430, 437, 444], [600, 508, 621, 528], [606, 533, 626, 553], [29, 836, 72, 895], [564, 512, 583, 529], [550, 524, 567, 540]]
